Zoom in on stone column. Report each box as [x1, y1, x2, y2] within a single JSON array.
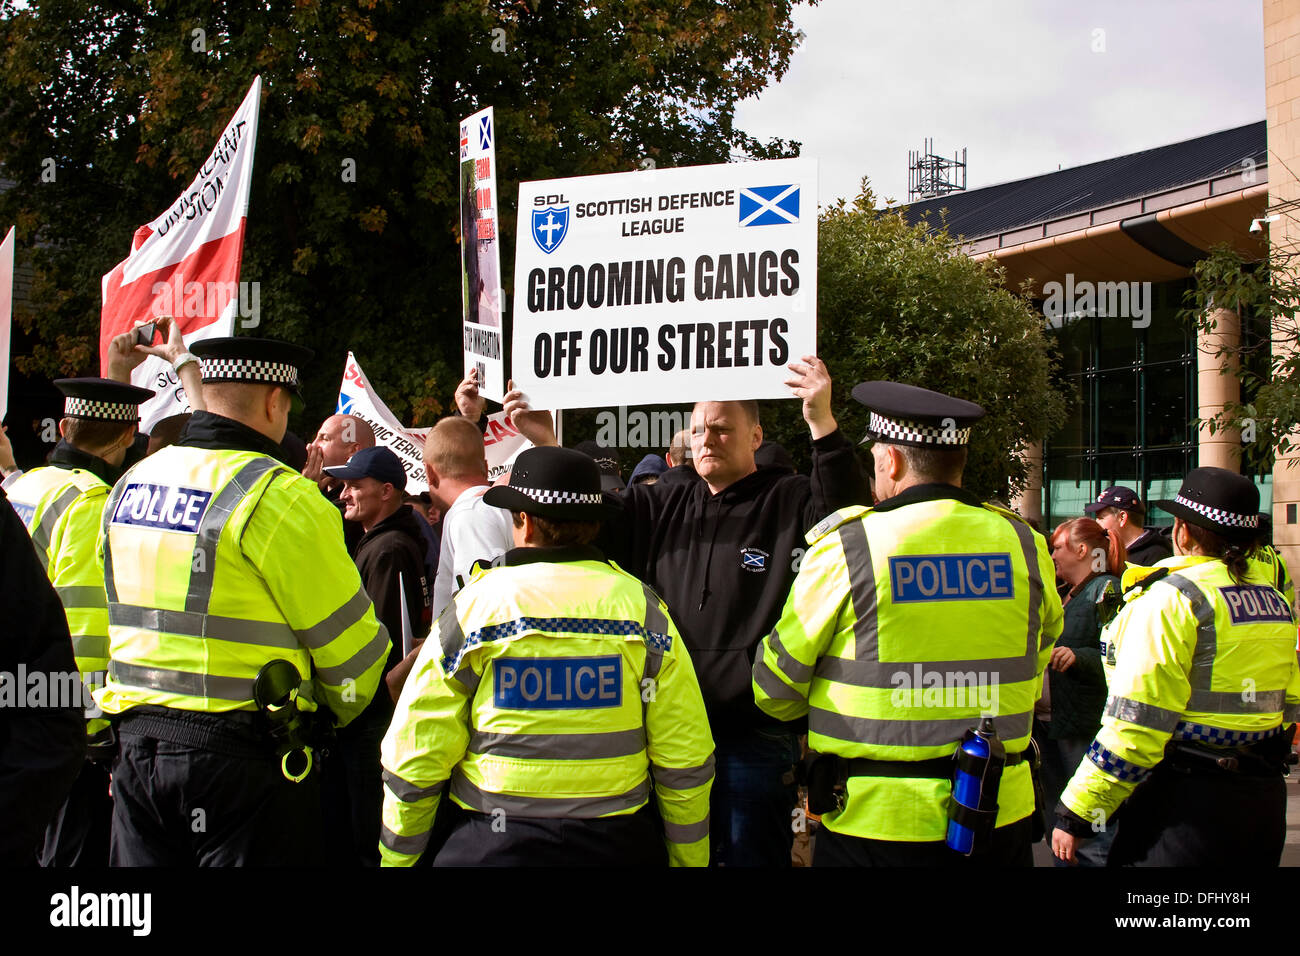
[[1011, 441, 1044, 528], [1196, 304, 1241, 471]]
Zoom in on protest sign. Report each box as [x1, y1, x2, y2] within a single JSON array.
[[100, 77, 262, 433], [511, 157, 817, 409], [336, 352, 431, 494], [0, 226, 13, 421], [459, 106, 506, 402], [483, 410, 530, 482]]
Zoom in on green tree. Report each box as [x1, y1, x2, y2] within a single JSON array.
[[0, 0, 811, 429], [1181, 243, 1293, 471], [762, 183, 1067, 502]]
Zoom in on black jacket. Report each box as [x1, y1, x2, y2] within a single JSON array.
[[355, 505, 431, 674], [1126, 526, 1173, 566], [600, 429, 869, 738], [1047, 572, 1116, 740], [0, 486, 86, 864]]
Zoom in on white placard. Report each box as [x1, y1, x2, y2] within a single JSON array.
[[511, 157, 817, 409], [0, 225, 13, 421], [459, 106, 506, 402]]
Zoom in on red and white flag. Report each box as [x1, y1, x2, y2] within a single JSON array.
[[100, 76, 262, 433]]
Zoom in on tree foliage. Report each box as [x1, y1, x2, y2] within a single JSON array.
[[763, 183, 1067, 502], [1181, 243, 1294, 471], [0, 0, 811, 429]]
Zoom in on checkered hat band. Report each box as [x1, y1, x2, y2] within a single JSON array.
[[869, 411, 970, 446], [64, 397, 138, 422], [200, 358, 299, 386], [515, 486, 603, 506], [1173, 494, 1257, 530]]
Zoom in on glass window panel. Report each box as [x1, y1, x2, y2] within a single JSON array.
[[1096, 313, 1138, 371], [1097, 369, 1137, 452], [1142, 361, 1191, 448], [1144, 279, 1194, 364]]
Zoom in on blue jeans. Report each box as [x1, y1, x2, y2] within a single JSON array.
[[710, 728, 801, 867]]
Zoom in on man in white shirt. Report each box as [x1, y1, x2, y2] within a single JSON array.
[[424, 416, 513, 618]]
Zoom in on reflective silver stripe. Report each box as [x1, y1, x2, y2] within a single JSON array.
[[641, 583, 666, 732], [109, 660, 255, 702], [382, 770, 446, 803], [451, 659, 480, 694], [996, 513, 1044, 654], [767, 627, 813, 683], [31, 485, 83, 569], [754, 657, 807, 700], [839, 521, 878, 661], [108, 603, 299, 649], [652, 756, 714, 790], [450, 770, 650, 817], [379, 821, 430, 856], [1284, 703, 1299, 722], [315, 623, 389, 685], [436, 606, 466, 665], [663, 816, 710, 844], [1186, 688, 1287, 714], [642, 583, 668, 639], [469, 727, 646, 760], [186, 457, 285, 615], [815, 654, 1036, 689], [1162, 574, 1217, 692], [1106, 695, 1181, 731], [809, 706, 1033, 748], [100, 476, 132, 604], [71, 635, 109, 660], [56, 585, 107, 609], [295, 586, 372, 649]]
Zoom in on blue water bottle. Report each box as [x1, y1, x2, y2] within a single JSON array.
[[946, 716, 1003, 854]]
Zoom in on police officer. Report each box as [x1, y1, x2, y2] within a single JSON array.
[[753, 381, 1063, 865], [380, 446, 714, 866], [7, 377, 153, 866], [1052, 467, 1300, 866], [96, 337, 391, 866]]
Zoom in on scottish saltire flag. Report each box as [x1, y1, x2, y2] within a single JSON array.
[[739, 184, 800, 226]]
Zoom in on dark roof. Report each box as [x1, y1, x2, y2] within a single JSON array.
[[897, 121, 1266, 241]]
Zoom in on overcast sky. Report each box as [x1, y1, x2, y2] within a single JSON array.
[[734, 0, 1266, 208]]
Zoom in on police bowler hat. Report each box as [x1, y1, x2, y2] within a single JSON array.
[[1152, 467, 1260, 542], [484, 446, 621, 521]]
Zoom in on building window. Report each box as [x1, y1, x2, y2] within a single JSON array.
[[1043, 279, 1195, 530]]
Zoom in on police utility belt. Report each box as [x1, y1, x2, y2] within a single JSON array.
[[803, 747, 1032, 813], [116, 661, 328, 783]]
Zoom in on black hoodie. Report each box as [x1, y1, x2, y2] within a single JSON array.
[[600, 429, 869, 738]]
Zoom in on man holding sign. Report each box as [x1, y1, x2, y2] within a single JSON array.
[[505, 355, 868, 866]]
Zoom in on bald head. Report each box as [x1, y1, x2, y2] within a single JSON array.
[[424, 417, 489, 509], [311, 414, 375, 468]]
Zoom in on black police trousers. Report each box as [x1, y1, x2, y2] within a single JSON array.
[[813, 816, 1034, 867], [110, 723, 325, 867], [430, 801, 668, 867], [1107, 759, 1286, 867]]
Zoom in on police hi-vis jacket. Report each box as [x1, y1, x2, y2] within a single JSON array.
[[95, 442, 390, 725], [1061, 554, 1300, 825], [8, 455, 115, 706], [754, 487, 1064, 843], [379, 546, 715, 867]]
